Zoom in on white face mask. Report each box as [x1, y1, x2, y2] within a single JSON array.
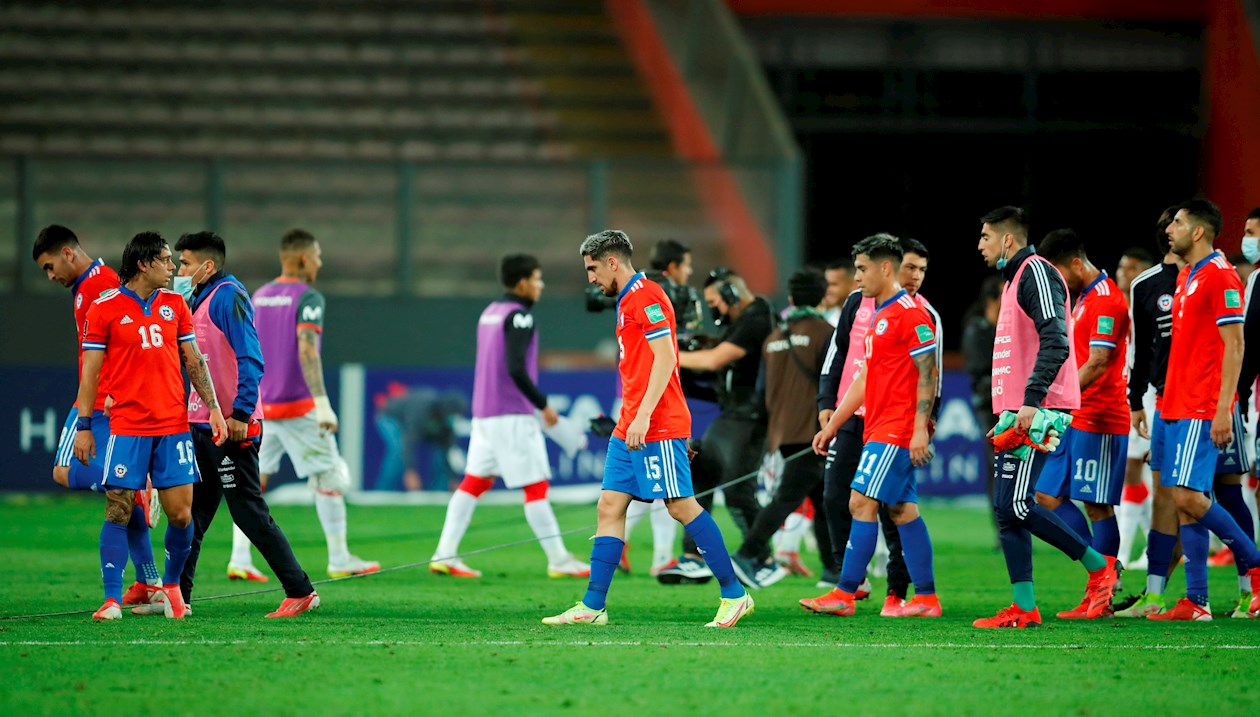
[[1242, 235, 1260, 264]]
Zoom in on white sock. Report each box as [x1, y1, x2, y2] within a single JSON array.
[[649, 501, 677, 567], [1116, 500, 1141, 565], [1137, 495, 1152, 537], [314, 491, 350, 565], [230, 522, 254, 567], [624, 499, 650, 539], [1244, 482, 1259, 535], [524, 499, 569, 565], [1242, 575, 1252, 593], [433, 489, 478, 562], [777, 512, 810, 555], [873, 522, 889, 576]]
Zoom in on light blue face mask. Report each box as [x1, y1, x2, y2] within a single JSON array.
[[171, 262, 211, 303], [1243, 235, 1260, 264], [994, 244, 1010, 270]]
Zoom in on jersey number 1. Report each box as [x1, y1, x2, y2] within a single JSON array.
[[137, 324, 164, 349]]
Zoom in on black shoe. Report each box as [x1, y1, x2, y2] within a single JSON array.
[[656, 556, 714, 585]]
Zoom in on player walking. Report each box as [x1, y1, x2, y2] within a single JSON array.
[[429, 254, 589, 578], [1148, 199, 1260, 621], [75, 232, 227, 620], [33, 225, 161, 607], [1034, 229, 1131, 619], [232, 229, 378, 580], [543, 230, 753, 627], [806, 235, 942, 618]]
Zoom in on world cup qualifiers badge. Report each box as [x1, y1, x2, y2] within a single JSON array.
[[159, 304, 175, 321]]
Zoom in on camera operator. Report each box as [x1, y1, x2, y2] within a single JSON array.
[[728, 268, 837, 588], [649, 239, 705, 336], [663, 268, 774, 583]]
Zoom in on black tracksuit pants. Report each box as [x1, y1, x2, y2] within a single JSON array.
[[735, 444, 836, 574], [181, 426, 314, 602], [684, 413, 765, 556]]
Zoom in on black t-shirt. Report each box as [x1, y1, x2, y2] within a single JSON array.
[[719, 297, 773, 408]]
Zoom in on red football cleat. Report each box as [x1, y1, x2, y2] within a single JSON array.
[[618, 543, 632, 574], [266, 592, 321, 618], [1249, 567, 1260, 615], [973, 603, 1042, 628], [888, 594, 942, 618], [1083, 556, 1120, 618], [775, 550, 814, 577], [1147, 598, 1212, 622], [879, 593, 905, 617], [93, 599, 122, 621], [1208, 547, 1236, 567], [800, 588, 856, 616], [121, 581, 162, 606], [161, 584, 187, 619]]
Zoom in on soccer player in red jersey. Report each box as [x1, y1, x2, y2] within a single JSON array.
[[543, 230, 753, 627], [32, 225, 163, 607], [1034, 229, 1132, 619], [806, 234, 942, 618], [75, 232, 227, 620], [1150, 199, 1260, 621]]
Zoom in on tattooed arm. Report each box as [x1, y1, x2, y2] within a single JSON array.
[[181, 340, 228, 445], [298, 326, 338, 432], [910, 350, 938, 467]]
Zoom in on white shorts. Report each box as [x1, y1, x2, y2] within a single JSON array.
[[1127, 385, 1158, 460], [465, 414, 550, 489], [259, 411, 341, 478]]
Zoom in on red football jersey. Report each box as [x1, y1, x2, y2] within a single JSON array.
[[614, 273, 691, 441], [1070, 272, 1130, 434], [1163, 252, 1245, 420], [82, 287, 197, 436], [71, 260, 120, 412], [862, 290, 937, 448]]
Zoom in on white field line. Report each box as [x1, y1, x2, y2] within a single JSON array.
[[2, 639, 1258, 650]]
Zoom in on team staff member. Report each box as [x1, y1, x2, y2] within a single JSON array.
[[76, 232, 228, 620], [1149, 199, 1260, 621], [729, 269, 836, 588], [233, 229, 378, 580], [667, 269, 774, 582], [973, 206, 1119, 629], [169, 231, 319, 619]]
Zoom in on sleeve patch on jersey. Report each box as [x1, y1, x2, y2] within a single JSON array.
[[1225, 289, 1242, 309], [1096, 316, 1114, 335], [644, 303, 666, 324], [914, 324, 934, 342]]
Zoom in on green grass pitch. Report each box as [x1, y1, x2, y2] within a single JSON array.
[[2, 494, 1258, 717]]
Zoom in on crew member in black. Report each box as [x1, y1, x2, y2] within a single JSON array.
[[665, 269, 773, 583], [729, 269, 836, 588]]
